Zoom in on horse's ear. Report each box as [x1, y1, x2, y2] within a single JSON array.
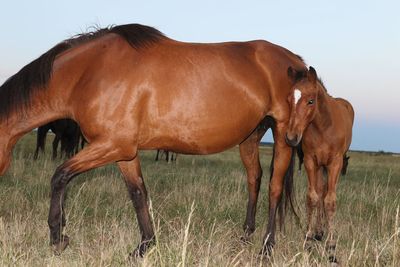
[[307, 66, 317, 83], [287, 66, 297, 83]]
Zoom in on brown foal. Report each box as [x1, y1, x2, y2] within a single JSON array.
[[286, 66, 354, 263], [0, 24, 306, 257]]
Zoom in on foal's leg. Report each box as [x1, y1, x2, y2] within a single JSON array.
[[314, 167, 326, 241], [303, 157, 321, 249], [239, 128, 264, 241], [325, 157, 342, 263], [118, 158, 155, 257], [48, 141, 124, 253], [261, 123, 293, 255]]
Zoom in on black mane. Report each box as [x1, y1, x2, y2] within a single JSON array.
[[0, 24, 165, 120]]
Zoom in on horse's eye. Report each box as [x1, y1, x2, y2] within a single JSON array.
[[308, 99, 314, 105]]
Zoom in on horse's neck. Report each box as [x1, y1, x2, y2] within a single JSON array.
[[2, 88, 68, 147], [312, 88, 333, 133]]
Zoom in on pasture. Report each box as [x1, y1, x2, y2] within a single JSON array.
[[0, 132, 399, 266]]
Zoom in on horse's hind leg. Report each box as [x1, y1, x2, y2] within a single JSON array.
[[47, 141, 125, 254], [239, 127, 264, 241], [118, 158, 155, 257]]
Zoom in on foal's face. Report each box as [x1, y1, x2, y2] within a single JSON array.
[[285, 66, 318, 147]]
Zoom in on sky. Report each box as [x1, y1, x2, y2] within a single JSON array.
[[0, 0, 399, 152]]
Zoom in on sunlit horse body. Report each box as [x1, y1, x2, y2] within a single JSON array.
[[286, 67, 354, 263], [0, 24, 306, 256]]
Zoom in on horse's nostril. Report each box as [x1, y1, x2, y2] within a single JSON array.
[[285, 133, 299, 147]]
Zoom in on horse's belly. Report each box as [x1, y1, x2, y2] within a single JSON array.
[[139, 107, 263, 154]]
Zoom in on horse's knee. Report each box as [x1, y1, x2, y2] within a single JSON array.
[[324, 193, 337, 213], [307, 190, 320, 208]]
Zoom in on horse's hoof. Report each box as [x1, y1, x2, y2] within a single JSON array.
[[129, 238, 155, 258], [258, 241, 274, 258], [239, 235, 253, 245], [328, 256, 339, 266], [52, 235, 69, 255], [314, 231, 324, 241]]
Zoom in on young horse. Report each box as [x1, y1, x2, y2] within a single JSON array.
[[0, 23, 306, 257], [34, 119, 82, 160], [285, 66, 354, 263]]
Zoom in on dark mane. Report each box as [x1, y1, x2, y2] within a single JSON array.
[[0, 24, 165, 120]]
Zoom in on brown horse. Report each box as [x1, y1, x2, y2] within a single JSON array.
[[0, 24, 306, 257], [285, 66, 354, 263]]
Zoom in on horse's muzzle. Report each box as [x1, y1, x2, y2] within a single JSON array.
[[285, 133, 300, 147]]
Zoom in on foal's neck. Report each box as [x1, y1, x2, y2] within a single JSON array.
[[311, 86, 332, 133]]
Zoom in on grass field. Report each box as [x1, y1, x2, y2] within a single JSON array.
[[0, 132, 399, 266]]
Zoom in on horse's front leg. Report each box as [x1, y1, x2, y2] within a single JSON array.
[[48, 141, 123, 254], [325, 157, 343, 264], [303, 157, 322, 250], [118, 157, 155, 257], [261, 122, 293, 256]]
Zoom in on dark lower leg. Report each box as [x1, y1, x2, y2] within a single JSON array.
[[48, 168, 74, 252], [118, 159, 155, 257]]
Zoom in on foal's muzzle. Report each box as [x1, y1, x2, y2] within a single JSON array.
[[285, 133, 301, 147]]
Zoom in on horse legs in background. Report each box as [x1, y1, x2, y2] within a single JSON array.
[[155, 150, 161, 161], [34, 125, 50, 160], [52, 133, 61, 160], [118, 157, 155, 257]]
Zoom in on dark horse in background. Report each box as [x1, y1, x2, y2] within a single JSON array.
[[33, 119, 84, 160], [155, 149, 177, 162], [0, 24, 308, 258]]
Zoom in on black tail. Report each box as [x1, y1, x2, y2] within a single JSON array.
[[270, 147, 299, 230], [341, 154, 350, 175]]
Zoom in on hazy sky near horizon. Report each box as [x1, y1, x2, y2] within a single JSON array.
[[0, 0, 399, 152]]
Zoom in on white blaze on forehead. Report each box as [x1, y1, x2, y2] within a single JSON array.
[[294, 89, 302, 105]]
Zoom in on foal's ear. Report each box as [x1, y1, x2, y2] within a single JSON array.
[[287, 66, 297, 82], [307, 66, 317, 83]]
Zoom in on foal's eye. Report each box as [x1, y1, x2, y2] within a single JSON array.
[[307, 99, 314, 105]]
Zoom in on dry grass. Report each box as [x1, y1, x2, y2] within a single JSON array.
[[0, 133, 399, 266]]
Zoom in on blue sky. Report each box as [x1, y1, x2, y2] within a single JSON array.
[[1, 0, 399, 152]]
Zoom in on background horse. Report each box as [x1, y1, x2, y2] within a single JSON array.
[[155, 149, 178, 162], [0, 23, 306, 257], [33, 119, 83, 160], [285, 66, 354, 263]]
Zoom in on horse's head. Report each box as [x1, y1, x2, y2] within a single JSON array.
[[285, 66, 318, 147]]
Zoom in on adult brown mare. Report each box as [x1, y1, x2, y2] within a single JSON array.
[[285, 66, 354, 263], [0, 24, 306, 257]]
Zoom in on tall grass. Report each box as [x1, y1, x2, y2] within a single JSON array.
[[0, 133, 399, 266]]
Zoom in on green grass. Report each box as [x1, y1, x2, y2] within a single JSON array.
[[0, 132, 399, 266]]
